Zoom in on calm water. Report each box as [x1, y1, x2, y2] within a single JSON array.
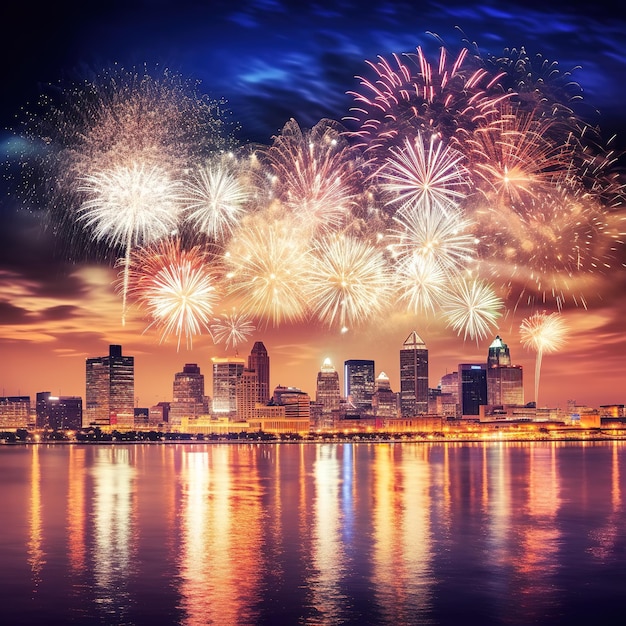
[[1, 441, 625, 625]]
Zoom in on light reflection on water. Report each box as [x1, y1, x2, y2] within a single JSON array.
[[2, 441, 626, 625]]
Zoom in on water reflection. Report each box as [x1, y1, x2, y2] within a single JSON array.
[[177, 445, 264, 625], [3, 442, 626, 625], [27, 444, 45, 595], [91, 446, 136, 621]]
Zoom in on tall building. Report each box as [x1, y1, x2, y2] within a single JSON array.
[[486, 336, 524, 406], [344, 359, 375, 411], [212, 357, 245, 417], [170, 363, 207, 426], [272, 386, 311, 421], [315, 358, 341, 414], [236, 368, 260, 421], [85, 345, 134, 428], [487, 335, 511, 367], [372, 372, 398, 418], [459, 364, 488, 417], [248, 341, 270, 404], [36, 392, 82, 430], [400, 331, 429, 417]]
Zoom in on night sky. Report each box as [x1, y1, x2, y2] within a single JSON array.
[[1, 0, 626, 409]]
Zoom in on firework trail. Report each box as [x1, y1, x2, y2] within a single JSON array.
[[210, 309, 256, 351], [520, 311, 569, 406], [77, 162, 182, 323], [393, 255, 447, 315], [305, 234, 391, 332], [441, 277, 504, 342], [124, 238, 219, 350]]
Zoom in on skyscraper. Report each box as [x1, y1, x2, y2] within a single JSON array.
[[486, 335, 524, 406], [236, 368, 260, 421], [344, 359, 375, 411], [400, 331, 428, 416], [372, 372, 398, 418], [316, 358, 341, 414], [170, 363, 207, 425], [459, 364, 488, 416], [248, 341, 270, 404], [212, 356, 245, 417], [85, 344, 134, 428]]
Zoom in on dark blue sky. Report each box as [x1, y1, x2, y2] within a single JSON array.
[[2, 0, 626, 146]]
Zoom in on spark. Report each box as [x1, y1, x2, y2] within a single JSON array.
[[520, 311, 569, 406]]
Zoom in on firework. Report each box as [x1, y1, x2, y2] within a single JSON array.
[[77, 162, 182, 323], [305, 235, 391, 332], [472, 185, 619, 309], [181, 157, 250, 242], [262, 118, 363, 234], [210, 309, 256, 351], [124, 239, 219, 350], [441, 277, 503, 342], [377, 133, 470, 211], [520, 311, 568, 406], [345, 43, 509, 155], [387, 200, 477, 275], [393, 255, 447, 315], [15, 64, 235, 258], [223, 213, 309, 326]]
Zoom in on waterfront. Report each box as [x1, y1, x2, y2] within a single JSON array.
[[1, 441, 626, 625]]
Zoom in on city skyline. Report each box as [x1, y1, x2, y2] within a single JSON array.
[[1, 1, 626, 410]]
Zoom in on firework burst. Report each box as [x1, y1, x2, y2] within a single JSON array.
[[377, 133, 470, 211], [181, 156, 250, 242], [387, 199, 477, 275], [520, 311, 569, 406], [77, 161, 182, 323], [393, 255, 447, 315], [210, 309, 256, 351], [305, 235, 391, 332], [223, 213, 309, 326], [124, 238, 220, 350], [261, 118, 363, 235], [441, 277, 504, 342]]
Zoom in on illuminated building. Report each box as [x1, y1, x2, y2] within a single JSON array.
[[85, 345, 134, 428], [170, 363, 207, 426], [36, 392, 82, 430], [248, 341, 270, 404], [212, 356, 245, 417], [316, 358, 341, 414], [400, 331, 428, 417], [459, 364, 487, 417], [0, 396, 30, 429], [486, 336, 524, 406], [272, 386, 311, 421], [149, 401, 170, 426], [371, 372, 399, 418], [344, 359, 375, 412], [236, 368, 260, 421]]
